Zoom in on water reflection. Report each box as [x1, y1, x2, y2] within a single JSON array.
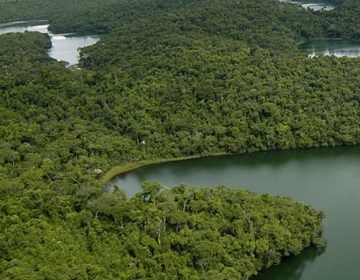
[[300, 39, 360, 58], [279, 0, 335, 11], [254, 248, 325, 280], [49, 34, 100, 66], [301, 3, 334, 11], [0, 21, 48, 34], [0, 20, 100, 65], [111, 146, 360, 279]]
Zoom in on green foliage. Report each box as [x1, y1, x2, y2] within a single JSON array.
[[0, 181, 325, 279], [5, 0, 360, 277], [0, 0, 118, 23]]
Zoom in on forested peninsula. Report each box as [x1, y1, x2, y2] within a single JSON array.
[[1, 0, 360, 278]]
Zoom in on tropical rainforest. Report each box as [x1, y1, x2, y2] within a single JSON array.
[[1, 0, 360, 278]]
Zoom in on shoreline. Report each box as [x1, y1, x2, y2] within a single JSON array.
[[101, 152, 228, 183], [101, 144, 360, 183]]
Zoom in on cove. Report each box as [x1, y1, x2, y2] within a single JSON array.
[[0, 20, 100, 66], [299, 39, 360, 58], [111, 146, 360, 279]]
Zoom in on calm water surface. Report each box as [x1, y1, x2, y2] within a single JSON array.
[[299, 39, 360, 58], [112, 146, 360, 279], [0, 20, 100, 65], [280, 0, 335, 10], [50, 34, 100, 66]]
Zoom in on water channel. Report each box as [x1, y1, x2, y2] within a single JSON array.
[[0, 20, 100, 66], [280, 0, 335, 11], [112, 146, 360, 279]]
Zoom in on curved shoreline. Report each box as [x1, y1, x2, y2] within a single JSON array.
[[101, 152, 228, 183], [102, 144, 360, 183]]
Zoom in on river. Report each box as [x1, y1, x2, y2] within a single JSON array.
[[0, 20, 100, 66], [112, 146, 360, 279]]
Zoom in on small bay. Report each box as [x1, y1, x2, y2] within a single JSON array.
[[0, 20, 100, 66], [112, 146, 360, 279]]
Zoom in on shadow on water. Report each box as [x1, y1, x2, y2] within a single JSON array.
[[119, 146, 360, 181], [253, 247, 325, 280], [299, 39, 360, 58], [112, 145, 360, 279]]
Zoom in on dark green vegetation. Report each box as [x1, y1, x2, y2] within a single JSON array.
[[114, 147, 360, 280], [2, 0, 360, 278], [47, 0, 360, 39], [0, 0, 118, 23]]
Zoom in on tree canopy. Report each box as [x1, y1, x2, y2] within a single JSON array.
[[3, 0, 360, 278]]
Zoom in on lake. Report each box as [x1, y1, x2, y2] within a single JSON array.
[[280, 0, 335, 11], [112, 146, 360, 279], [299, 39, 360, 58], [0, 20, 100, 66]]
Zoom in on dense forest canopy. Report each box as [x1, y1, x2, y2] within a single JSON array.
[[0, 0, 119, 22], [1, 0, 360, 278]]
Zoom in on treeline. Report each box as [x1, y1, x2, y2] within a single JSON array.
[[1, 0, 359, 40], [324, 0, 360, 6], [0, 177, 325, 279], [4, 0, 360, 278], [75, 0, 360, 155], [46, 0, 360, 40], [321, 5, 360, 39], [0, 34, 326, 280], [0, 0, 118, 23]]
